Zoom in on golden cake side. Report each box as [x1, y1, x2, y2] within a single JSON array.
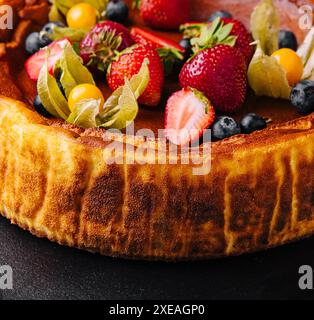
[[0, 95, 313, 260]]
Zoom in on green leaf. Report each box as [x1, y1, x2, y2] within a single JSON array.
[[54, 43, 95, 97], [48, 26, 88, 42], [251, 0, 280, 55], [248, 43, 291, 99], [190, 18, 237, 53], [98, 59, 150, 129], [67, 98, 100, 128], [37, 55, 70, 119]]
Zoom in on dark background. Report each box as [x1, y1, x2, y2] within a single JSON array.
[[1, 217, 314, 300]]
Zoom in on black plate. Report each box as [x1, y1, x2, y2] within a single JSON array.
[[1, 217, 314, 300]]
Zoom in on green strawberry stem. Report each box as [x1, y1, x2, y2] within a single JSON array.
[[180, 23, 206, 40], [190, 17, 238, 54]]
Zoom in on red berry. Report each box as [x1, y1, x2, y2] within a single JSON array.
[[107, 44, 164, 107], [179, 45, 247, 113], [139, 0, 190, 30], [165, 87, 215, 146], [221, 18, 254, 65], [80, 21, 134, 70], [25, 38, 71, 82], [131, 27, 184, 52]]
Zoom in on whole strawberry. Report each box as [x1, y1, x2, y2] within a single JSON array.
[[221, 18, 254, 65], [107, 44, 164, 107], [134, 0, 190, 30], [80, 21, 134, 71], [179, 45, 247, 113]]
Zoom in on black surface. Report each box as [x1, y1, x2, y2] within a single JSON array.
[[1, 217, 314, 300]]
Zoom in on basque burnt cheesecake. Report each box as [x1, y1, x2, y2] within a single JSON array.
[[0, 0, 313, 260]]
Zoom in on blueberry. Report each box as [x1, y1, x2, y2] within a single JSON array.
[[179, 38, 192, 59], [212, 116, 241, 141], [33, 95, 51, 118], [279, 30, 298, 51], [39, 21, 65, 47], [41, 21, 65, 34], [240, 113, 267, 134], [25, 32, 42, 55], [290, 80, 314, 114], [106, 0, 129, 23], [208, 10, 232, 22]]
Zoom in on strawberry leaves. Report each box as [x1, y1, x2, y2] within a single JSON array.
[[190, 18, 237, 54]]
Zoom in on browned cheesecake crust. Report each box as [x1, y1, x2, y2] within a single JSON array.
[[0, 0, 313, 260]]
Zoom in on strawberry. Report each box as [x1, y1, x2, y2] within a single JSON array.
[[165, 87, 215, 146], [107, 44, 164, 107], [80, 21, 134, 71], [179, 45, 247, 113], [182, 18, 254, 65], [220, 18, 254, 65], [131, 27, 184, 52], [25, 38, 70, 82], [134, 0, 190, 30], [131, 26, 184, 75]]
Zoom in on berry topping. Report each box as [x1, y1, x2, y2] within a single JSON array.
[[130, 27, 184, 52], [106, 0, 129, 24], [33, 95, 52, 118], [39, 21, 65, 46], [279, 30, 298, 51], [80, 21, 134, 71], [25, 38, 71, 82], [212, 116, 241, 141], [240, 113, 267, 134], [25, 32, 42, 55], [208, 10, 233, 22], [271, 48, 304, 86], [165, 88, 215, 146], [220, 17, 254, 65], [135, 0, 190, 30], [66, 3, 97, 30], [68, 84, 105, 112], [107, 44, 164, 107], [179, 44, 247, 113], [290, 80, 314, 114]]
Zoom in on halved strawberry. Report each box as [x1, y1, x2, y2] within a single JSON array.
[[165, 87, 215, 146], [25, 38, 71, 82], [131, 27, 184, 52]]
